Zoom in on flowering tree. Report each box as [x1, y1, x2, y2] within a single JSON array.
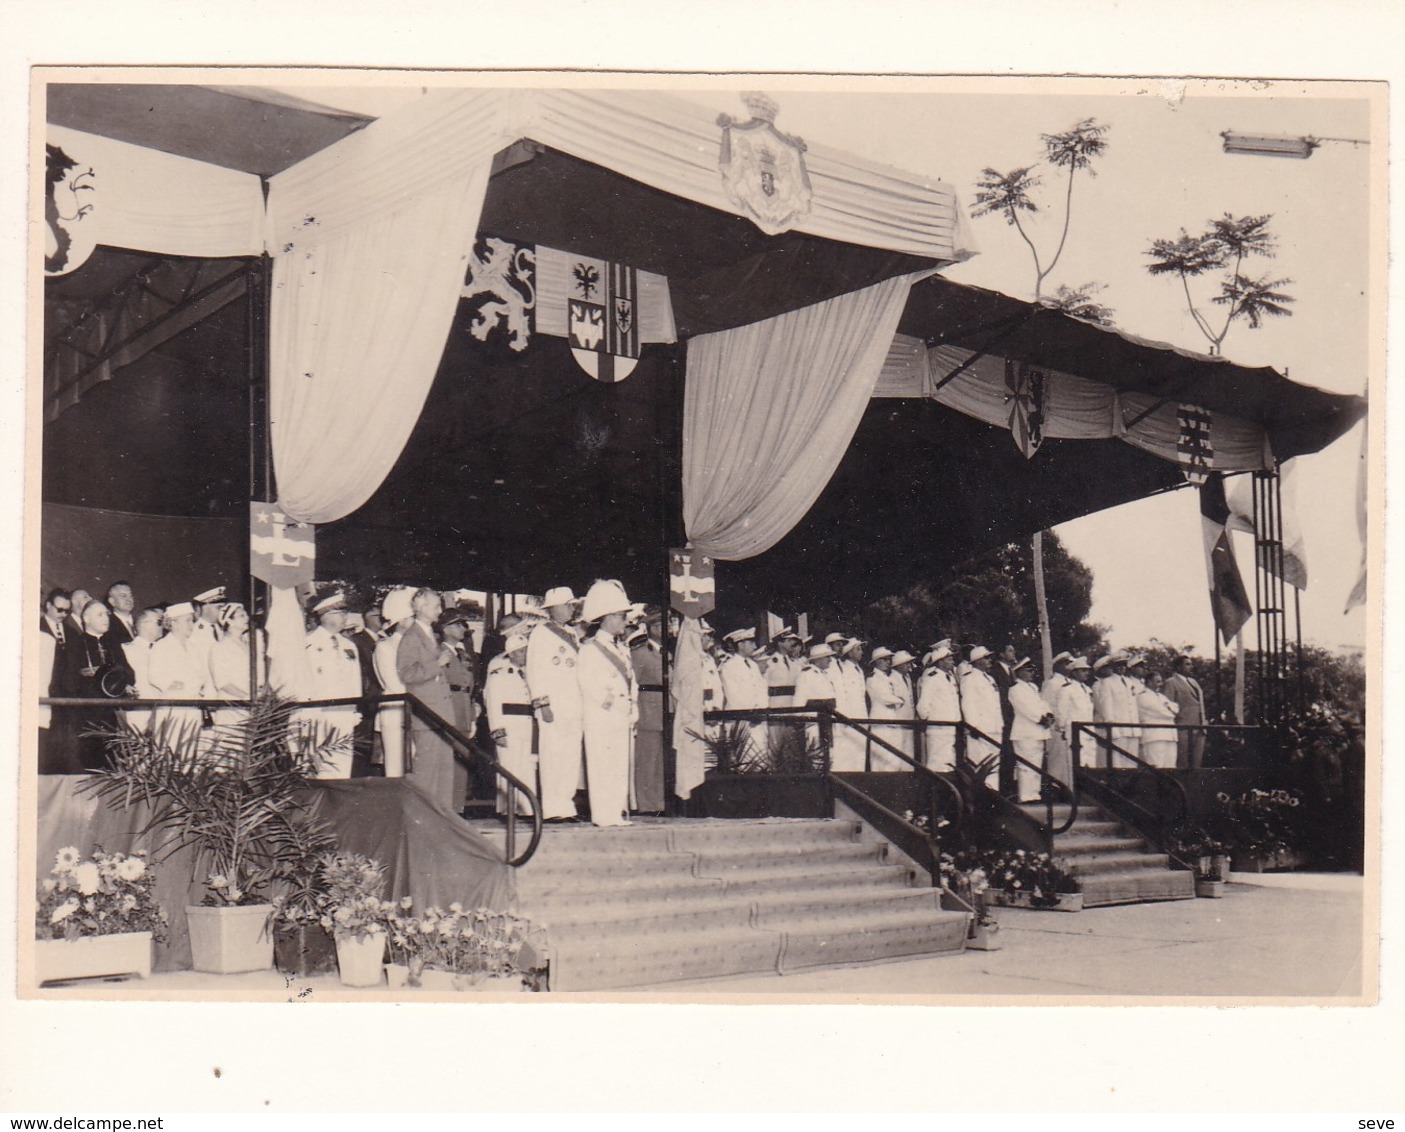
[[1144, 213, 1295, 355], [971, 118, 1112, 303]]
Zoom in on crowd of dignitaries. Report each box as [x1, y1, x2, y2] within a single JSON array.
[[702, 628, 1206, 801]]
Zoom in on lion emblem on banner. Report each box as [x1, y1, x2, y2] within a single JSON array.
[[461, 236, 536, 352], [45, 142, 98, 276]]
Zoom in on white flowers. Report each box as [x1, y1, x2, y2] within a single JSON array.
[[74, 862, 101, 896], [117, 857, 146, 882], [49, 898, 80, 924], [54, 846, 82, 871]]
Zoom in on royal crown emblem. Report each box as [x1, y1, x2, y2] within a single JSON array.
[[717, 92, 813, 236]]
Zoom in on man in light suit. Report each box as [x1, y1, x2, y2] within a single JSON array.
[[1163, 654, 1207, 769], [397, 587, 458, 811]]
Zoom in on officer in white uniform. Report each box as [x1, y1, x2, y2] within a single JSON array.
[[190, 586, 225, 672], [916, 644, 961, 771], [764, 626, 802, 750], [577, 580, 638, 827], [1041, 652, 1076, 787], [891, 650, 918, 760], [719, 628, 768, 758], [865, 647, 909, 771], [828, 636, 869, 772], [147, 601, 208, 741], [699, 620, 725, 737], [526, 586, 585, 822], [303, 591, 361, 778], [793, 642, 839, 754], [1008, 659, 1056, 801], [1092, 653, 1141, 766], [1057, 657, 1097, 772], [485, 630, 536, 816], [959, 645, 1004, 768]]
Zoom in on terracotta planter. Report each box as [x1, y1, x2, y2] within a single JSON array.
[[186, 904, 274, 974], [335, 930, 387, 987], [274, 926, 338, 977], [35, 932, 153, 984]]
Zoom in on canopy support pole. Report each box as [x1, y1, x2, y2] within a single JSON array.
[[246, 249, 273, 694]]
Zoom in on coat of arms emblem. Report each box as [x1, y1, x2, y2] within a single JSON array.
[[717, 92, 813, 236], [669, 548, 716, 619], [567, 255, 639, 381]]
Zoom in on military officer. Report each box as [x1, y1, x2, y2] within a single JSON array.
[[577, 579, 638, 828], [190, 586, 226, 671], [828, 636, 869, 772], [916, 644, 961, 771], [1056, 657, 1096, 772], [484, 630, 536, 816], [764, 626, 802, 750], [1041, 651, 1077, 788], [718, 627, 768, 759], [630, 608, 667, 813], [794, 642, 839, 753], [865, 647, 909, 771], [959, 645, 1004, 769], [526, 586, 585, 822], [1008, 659, 1056, 801], [1091, 653, 1141, 766], [303, 591, 361, 778]]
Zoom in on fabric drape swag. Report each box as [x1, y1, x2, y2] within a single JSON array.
[[683, 273, 923, 561]]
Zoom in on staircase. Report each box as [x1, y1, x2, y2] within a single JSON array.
[[476, 818, 970, 991], [1029, 803, 1195, 907]]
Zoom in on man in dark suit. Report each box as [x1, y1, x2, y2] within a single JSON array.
[[39, 589, 75, 773], [1163, 655, 1207, 769], [103, 581, 138, 647], [341, 610, 381, 777]]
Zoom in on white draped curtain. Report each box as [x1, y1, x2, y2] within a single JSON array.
[[683, 273, 922, 560]]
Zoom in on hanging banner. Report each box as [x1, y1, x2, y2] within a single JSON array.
[[1005, 358, 1046, 459], [458, 236, 537, 354], [45, 140, 100, 276], [250, 502, 316, 588], [1177, 404, 1214, 484], [669, 548, 715, 619], [565, 254, 640, 381], [717, 93, 813, 236]]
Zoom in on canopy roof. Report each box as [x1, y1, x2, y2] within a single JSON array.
[[40, 82, 1366, 614]]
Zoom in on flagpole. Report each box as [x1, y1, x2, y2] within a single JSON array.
[[246, 249, 273, 697]]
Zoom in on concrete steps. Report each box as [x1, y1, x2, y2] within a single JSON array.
[[477, 818, 970, 990], [1029, 804, 1195, 908]]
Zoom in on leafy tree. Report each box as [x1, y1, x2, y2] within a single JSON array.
[[1144, 213, 1295, 355], [1044, 282, 1116, 326], [852, 532, 1105, 661], [970, 118, 1110, 300]]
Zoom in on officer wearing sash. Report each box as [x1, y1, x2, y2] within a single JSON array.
[[765, 626, 802, 749], [719, 627, 768, 758], [794, 642, 839, 754], [578, 580, 638, 828], [305, 591, 362, 779], [485, 630, 536, 816], [526, 586, 585, 822]]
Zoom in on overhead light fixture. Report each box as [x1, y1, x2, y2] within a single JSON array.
[[1220, 130, 1319, 159]]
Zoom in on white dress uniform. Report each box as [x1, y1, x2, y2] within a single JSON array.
[[1041, 672, 1074, 787], [1092, 675, 1141, 765], [373, 628, 408, 777], [793, 661, 839, 752], [1008, 680, 1055, 801], [865, 669, 911, 770], [526, 619, 585, 820], [578, 630, 637, 827], [303, 625, 361, 778], [147, 632, 209, 740], [959, 667, 1004, 766], [484, 652, 537, 815], [829, 658, 869, 772], [719, 652, 768, 758], [122, 637, 157, 734], [207, 631, 265, 729], [1059, 680, 1096, 768], [700, 651, 724, 736], [1138, 688, 1180, 768], [916, 666, 961, 771]]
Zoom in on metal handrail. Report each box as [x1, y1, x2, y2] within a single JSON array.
[[829, 711, 967, 841], [1072, 723, 1192, 866], [827, 773, 946, 887], [43, 691, 544, 868], [957, 721, 1076, 849]]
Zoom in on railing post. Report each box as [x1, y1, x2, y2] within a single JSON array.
[[505, 783, 517, 862], [402, 696, 414, 773]]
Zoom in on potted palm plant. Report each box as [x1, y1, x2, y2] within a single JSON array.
[[83, 692, 347, 975]]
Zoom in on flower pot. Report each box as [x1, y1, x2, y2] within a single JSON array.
[[414, 967, 459, 991], [1195, 878, 1225, 899], [185, 904, 274, 974], [385, 963, 409, 989], [35, 932, 153, 985], [1211, 855, 1231, 883], [335, 930, 387, 987], [985, 890, 1082, 911], [966, 923, 1001, 951], [274, 926, 338, 977]]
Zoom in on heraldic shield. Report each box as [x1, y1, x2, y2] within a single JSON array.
[[45, 139, 100, 277], [567, 255, 640, 382], [250, 502, 315, 588], [717, 92, 813, 237], [669, 548, 715, 619]]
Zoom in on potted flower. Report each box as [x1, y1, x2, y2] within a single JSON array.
[[83, 692, 347, 974], [1214, 787, 1306, 873], [35, 846, 168, 984], [938, 852, 998, 950], [385, 902, 548, 991], [268, 817, 339, 977], [316, 853, 393, 987], [951, 847, 1082, 911]]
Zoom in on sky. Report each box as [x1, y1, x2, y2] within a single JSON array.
[[673, 80, 1376, 655]]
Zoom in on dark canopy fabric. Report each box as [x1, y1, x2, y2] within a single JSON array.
[[900, 276, 1367, 463]]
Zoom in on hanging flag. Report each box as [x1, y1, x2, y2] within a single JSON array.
[[45, 140, 100, 277], [1004, 358, 1046, 458], [250, 502, 315, 588], [1177, 404, 1214, 484], [669, 548, 715, 619], [1224, 468, 1309, 591], [459, 236, 536, 353], [1199, 473, 1253, 644], [566, 254, 640, 381]]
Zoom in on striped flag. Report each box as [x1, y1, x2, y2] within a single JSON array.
[[1200, 473, 1253, 643], [1178, 404, 1214, 484]]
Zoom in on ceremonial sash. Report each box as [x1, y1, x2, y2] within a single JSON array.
[[544, 620, 579, 650], [587, 637, 634, 690]]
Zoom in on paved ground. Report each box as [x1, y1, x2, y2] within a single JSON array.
[[32, 873, 1364, 1002]]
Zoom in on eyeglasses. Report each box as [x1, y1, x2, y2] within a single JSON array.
[[54, 605, 72, 615]]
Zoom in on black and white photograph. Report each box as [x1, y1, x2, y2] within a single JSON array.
[[2, 13, 1400, 1115]]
